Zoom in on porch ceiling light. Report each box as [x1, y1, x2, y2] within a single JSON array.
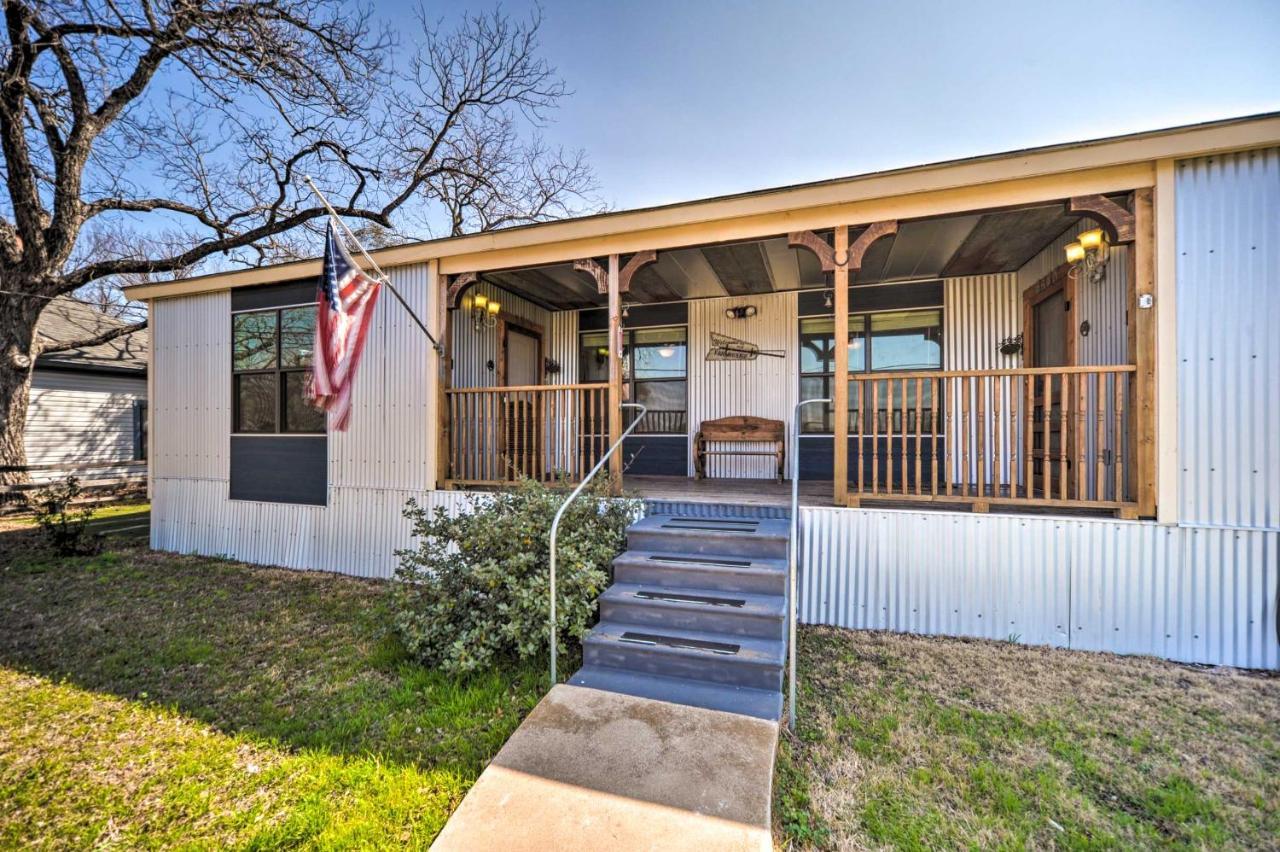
[[1065, 227, 1109, 286]]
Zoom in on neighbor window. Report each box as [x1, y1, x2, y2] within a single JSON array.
[[579, 326, 687, 434], [232, 306, 325, 434], [799, 309, 942, 433]]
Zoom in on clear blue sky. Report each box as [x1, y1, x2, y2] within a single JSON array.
[[385, 0, 1280, 211]]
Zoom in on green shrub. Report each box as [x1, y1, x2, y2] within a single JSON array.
[[31, 476, 101, 556], [391, 478, 640, 675]]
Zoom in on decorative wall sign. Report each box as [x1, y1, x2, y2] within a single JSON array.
[[706, 331, 784, 361]]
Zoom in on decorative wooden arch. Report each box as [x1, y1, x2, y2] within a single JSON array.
[[573, 250, 657, 295], [788, 220, 899, 272], [446, 271, 479, 309], [1067, 194, 1135, 243]]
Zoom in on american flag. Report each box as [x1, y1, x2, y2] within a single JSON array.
[[309, 220, 382, 431]]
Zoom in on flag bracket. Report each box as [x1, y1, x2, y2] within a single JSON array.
[[301, 175, 442, 354]]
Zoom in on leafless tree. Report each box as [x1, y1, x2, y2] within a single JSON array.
[[0, 0, 597, 483]]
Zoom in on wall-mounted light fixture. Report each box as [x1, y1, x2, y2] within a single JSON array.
[[724, 304, 758, 320], [465, 292, 500, 331], [1065, 227, 1110, 286]]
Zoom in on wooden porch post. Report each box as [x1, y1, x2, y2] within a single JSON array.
[[607, 253, 624, 492], [436, 269, 453, 489], [1131, 187, 1157, 518], [833, 226, 850, 507]]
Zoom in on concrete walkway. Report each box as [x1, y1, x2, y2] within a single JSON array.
[[431, 684, 779, 851]]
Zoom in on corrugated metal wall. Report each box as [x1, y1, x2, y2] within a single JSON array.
[[152, 291, 230, 480], [451, 280, 549, 388], [151, 262, 440, 565], [944, 273, 1021, 370], [330, 262, 434, 491], [1176, 147, 1280, 530], [546, 310, 579, 385], [1017, 220, 1129, 366], [798, 506, 1278, 670], [688, 292, 799, 477]]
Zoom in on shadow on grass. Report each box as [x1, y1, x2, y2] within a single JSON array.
[[0, 538, 559, 779]]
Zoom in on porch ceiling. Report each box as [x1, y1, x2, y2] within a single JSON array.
[[482, 201, 1097, 310]]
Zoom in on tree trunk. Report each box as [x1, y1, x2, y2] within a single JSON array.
[[0, 294, 42, 487]]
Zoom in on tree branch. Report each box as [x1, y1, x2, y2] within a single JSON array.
[[37, 318, 147, 356]]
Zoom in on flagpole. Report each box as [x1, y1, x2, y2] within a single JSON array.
[[301, 174, 441, 354]]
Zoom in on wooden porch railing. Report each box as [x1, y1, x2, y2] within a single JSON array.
[[845, 365, 1138, 513], [445, 383, 611, 486]]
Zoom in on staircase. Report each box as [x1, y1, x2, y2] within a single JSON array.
[[569, 512, 789, 721]]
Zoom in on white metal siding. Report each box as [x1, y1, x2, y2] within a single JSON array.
[[451, 281, 549, 388], [1017, 220, 1129, 366], [330, 262, 434, 491], [152, 291, 230, 480], [688, 292, 799, 478], [25, 370, 145, 467], [1176, 148, 1280, 531], [944, 273, 1021, 370], [546, 310, 579, 385], [798, 506, 1278, 670], [151, 478, 472, 578]]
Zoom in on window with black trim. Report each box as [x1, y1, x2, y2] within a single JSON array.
[[579, 326, 687, 435], [799, 309, 943, 434], [232, 306, 325, 434]]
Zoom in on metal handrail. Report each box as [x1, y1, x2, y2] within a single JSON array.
[[548, 401, 647, 686], [788, 397, 831, 730]]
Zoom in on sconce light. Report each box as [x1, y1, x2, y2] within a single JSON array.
[[1065, 227, 1110, 286], [724, 304, 758, 320], [467, 292, 500, 331]]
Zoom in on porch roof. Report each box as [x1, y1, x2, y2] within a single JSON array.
[[127, 112, 1280, 302]]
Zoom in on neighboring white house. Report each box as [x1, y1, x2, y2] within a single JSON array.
[[129, 113, 1280, 672], [25, 297, 148, 485]]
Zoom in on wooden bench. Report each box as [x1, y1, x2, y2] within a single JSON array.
[[693, 416, 785, 482]]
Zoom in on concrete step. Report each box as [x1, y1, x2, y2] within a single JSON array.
[[569, 665, 784, 721], [584, 621, 784, 691], [626, 515, 790, 560], [612, 550, 787, 596], [599, 582, 785, 639]]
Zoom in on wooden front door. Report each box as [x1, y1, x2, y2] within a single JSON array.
[[1023, 264, 1076, 498], [498, 319, 544, 480]]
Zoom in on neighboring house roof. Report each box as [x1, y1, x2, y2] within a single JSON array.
[[125, 110, 1280, 301], [35, 297, 147, 375]]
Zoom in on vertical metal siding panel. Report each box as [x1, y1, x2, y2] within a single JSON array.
[[797, 508, 1273, 668], [153, 292, 230, 480], [547, 311, 580, 385], [687, 292, 798, 478], [943, 274, 1020, 485], [451, 281, 549, 388], [331, 262, 432, 492], [1177, 148, 1280, 530]]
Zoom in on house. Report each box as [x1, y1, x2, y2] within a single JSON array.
[[129, 113, 1279, 683], [22, 297, 148, 487]]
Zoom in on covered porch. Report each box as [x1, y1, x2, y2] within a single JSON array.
[[436, 189, 1154, 519]]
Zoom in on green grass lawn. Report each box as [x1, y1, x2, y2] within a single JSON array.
[[775, 627, 1280, 850], [0, 528, 546, 848]]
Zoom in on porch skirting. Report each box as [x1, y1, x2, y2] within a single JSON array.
[[151, 479, 1278, 671]]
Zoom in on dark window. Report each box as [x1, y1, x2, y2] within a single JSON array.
[[232, 306, 324, 434], [799, 309, 942, 434], [579, 326, 687, 435], [132, 400, 148, 461]]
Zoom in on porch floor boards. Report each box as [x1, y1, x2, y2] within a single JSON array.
[[623, 475, 832, 509]]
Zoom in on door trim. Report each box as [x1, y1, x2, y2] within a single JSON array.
[[497, 315, 544, 387], [1022, 262, 1077, 368]]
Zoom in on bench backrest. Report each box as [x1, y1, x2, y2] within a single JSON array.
[[698, 415, 784, 443]]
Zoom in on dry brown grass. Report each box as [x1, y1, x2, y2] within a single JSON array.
[[775, 627, 1280, 850]]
